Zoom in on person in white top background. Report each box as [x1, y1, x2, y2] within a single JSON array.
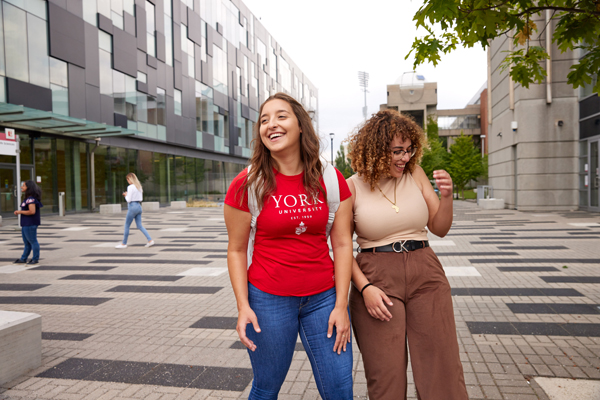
[[116, 173, 154, 249]]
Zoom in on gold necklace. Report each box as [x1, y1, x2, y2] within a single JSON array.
[[377, 178, 399, 213]]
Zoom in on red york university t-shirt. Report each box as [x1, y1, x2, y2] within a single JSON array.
[[225, 167, 351, 297]]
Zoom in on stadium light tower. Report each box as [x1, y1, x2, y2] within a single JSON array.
[[358, 71, 369, 120]]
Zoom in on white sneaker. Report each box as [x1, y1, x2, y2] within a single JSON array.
[[145, 240, 155, 248], [115, 244, 127, 249]]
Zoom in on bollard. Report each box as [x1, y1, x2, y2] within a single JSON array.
[[58, 192, 65, 217]]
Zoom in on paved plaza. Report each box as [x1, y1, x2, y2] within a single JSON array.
[[0, 201, 600, 400]]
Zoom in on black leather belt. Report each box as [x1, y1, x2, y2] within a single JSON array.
[[359, 240, 429, 253]]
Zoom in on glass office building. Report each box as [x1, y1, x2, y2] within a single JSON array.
[[0, 0, 318, 217]]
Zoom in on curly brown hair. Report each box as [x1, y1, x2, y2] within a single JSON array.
[[347, 109, 426, 191]]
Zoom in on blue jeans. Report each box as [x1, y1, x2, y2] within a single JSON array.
[[122, 202, 151, 245], [21, 225, 39, 262], [246, 283, 353, 400]]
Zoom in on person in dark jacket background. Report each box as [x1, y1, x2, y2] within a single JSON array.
[[13, 180, 43, 265]]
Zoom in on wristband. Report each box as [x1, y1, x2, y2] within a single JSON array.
[[360, 283, 373, 295]]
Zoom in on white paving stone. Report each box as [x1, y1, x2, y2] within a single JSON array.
[[443, 267, 481, 277], [568, 222, 600, 227], [160, 228, 188, 231], [92, 242, 121, 247], [61, 227, 90, 231], [534, 377, 600, 400], [429, 240, 456, 247], [0, 264, 35, 274], [177, 267, 228, 276]]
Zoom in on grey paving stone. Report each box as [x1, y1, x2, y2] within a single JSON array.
[[29, 266, 116, 271], [540, 276, 600, 283], [466, 322, 600, 337], [451, 288, 584, 296], [0, 296, 112, 305], [42, 332, 94, 341], [506, 303, 600, 314], [0, 283, 49, 291], [88, 259, 212, 264], [188, 366, 253, 391], [190, 317, 237, 329], [81, 253, 156, 257], [60, 274, 183, 281], [497, 267, 559, 272], [105, 285, 223, 294], [470, 258, 600, 264]]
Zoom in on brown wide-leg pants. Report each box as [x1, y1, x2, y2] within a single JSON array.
[[350, 247, 468, 400]]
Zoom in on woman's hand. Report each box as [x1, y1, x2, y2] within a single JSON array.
[[328, 305, 351, 354], [13, 210, 20, 215], [363, 285, 393, 321], [236, 304, 261, 352], [122, 192, 127, 196], [433, 170, 453, 199]]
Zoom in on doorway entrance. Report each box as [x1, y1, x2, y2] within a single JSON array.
[[0, 163, 34, 217]]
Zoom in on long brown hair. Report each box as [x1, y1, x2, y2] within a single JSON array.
[[347, 109, 426, 191], [239, 92, 324, 209]]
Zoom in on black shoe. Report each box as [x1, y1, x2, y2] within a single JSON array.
[[14, 259, 27, 264], [27, 260, 39, 265]]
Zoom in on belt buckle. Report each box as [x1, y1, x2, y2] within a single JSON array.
[[392, 241, 408, 253]]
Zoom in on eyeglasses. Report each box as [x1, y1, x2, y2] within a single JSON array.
[[392, 147, 417, 158]]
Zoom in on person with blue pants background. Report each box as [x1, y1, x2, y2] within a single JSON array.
[[116, 173, 154, 249]]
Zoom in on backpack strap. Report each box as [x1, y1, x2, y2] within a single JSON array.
[[246, 165, 260, 269], [322, 163, 340, 238]]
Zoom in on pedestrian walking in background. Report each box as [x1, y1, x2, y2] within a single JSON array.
[[347, 110, 468, 400], [224, 92, 354, 400], [116, 173, 154, 249], [13, 180, 43, 265]]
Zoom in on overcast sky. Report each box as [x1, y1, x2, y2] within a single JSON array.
[[242, 0, 488, 160]]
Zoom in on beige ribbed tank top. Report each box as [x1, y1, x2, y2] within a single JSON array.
[[351, 173, 429, 248]]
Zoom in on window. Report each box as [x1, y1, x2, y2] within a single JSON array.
[[212, 44, 227, 94], [4, 3, 28, 82], [99, 49, 113, 95], [164, 0, 173, 66], [174, 89, 182, 116], [51, 84, 68, 115], [279, 56, 291, 93], [146, 1, 156, 57], [157, 88, 166, 125], [113, 70, 126, 114], [125, 75, 137, 120], [49, 58, 68, 87]]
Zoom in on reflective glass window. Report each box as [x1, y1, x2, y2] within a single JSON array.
[[213, 44, 227, 94], [174, 89, 182, 116], [99, 50, 113, 95], [123, 0, 134, 15], [0, 3, 5, 75], [164, 15, 173, 66], [99, 31, 112, 52], [49, 58, 68, 86], [157, 87, 166, 125], [4, 0, 45, 19], [0, 77, 5, 102], [147, 95, 157, 124], [146, 1, 156, 57], [51, 84, 69, 116], [4, 3, 28, 82], [97, 0, 111, 18], [111, 11, 123, 29], [125, 75, 137, 120], [111, 0, 123, 14], [27, 14, 50, 88], [113, 70, 126, 114], [137, 92, 147, 122]]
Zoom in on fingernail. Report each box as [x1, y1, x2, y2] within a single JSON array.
[[327, 334, 331, 338]]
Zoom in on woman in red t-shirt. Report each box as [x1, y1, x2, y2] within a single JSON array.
[[224, 92, 354, 400]]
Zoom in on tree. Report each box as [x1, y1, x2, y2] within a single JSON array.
[[408, 1, 600, 94], [335, 144, 354, 179], [420, 116, 449, 179], [447, 133, 484, 199]]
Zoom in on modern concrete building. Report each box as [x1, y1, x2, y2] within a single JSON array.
[[0, 0, 318, 218], [381, 72, 487, 154], [487, 12, 580, 211], [381, 72, 437, 129]]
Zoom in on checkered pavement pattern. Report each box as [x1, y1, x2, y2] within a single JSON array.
[[0, 201, 599, 399]]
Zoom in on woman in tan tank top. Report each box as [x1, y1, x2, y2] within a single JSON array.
[[346, 110, 468, 400]]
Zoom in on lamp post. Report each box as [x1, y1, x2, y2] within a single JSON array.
[[329, 132, 335, 165]]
